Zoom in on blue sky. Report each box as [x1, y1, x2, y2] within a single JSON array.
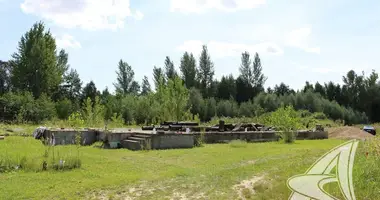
[[0, 0, 379, 93]]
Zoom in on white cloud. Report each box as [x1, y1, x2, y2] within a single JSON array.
[[178, 40, 283, 58], [55, 34, 81, 49], [134, 10, 144, 20], [170, 0, 266, 13], [20, 0, 143, 31], [285, 27, 320, 54]]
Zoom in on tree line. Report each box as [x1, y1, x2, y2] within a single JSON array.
[[0, 22, 378, 125]]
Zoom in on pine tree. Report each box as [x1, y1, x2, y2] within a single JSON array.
[[239, 51, 252, 84], [153, 66, 165, 90], [165, 56, 177, 80], [252, 53, 267, 96], [180, 52, 197, 88], [128, 81, 140, 95], [198, 45, 214, 97], [114, 59, 135, 95], [64, 69, 82, 102], [81, 81, 99, 105], [141, 76, 152, 95]]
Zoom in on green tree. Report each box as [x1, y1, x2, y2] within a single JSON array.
[[188, 87, 203, 118], [114, 59, 135, 95], [10, 21, 64, 98], [198, 45, 215, 97], [302, 81, 314, 93], [56, 49, 69, 77], [252, 53, 267, 96], [216, 74, 236, 100], [235, 76, 251, 103], [62, 68, 82, 103], [0, 60, 11, 94], [180, 52, 197, 88], [154, 76, 190, 122], [153, 66, 165, 90], [267, 87, 273, 94], [128, 81, 140, 95], [239, 51, 253, 83], [166, 76, 190, 121], [274, 83, 293, 96], [164, 56, 177, 80], [366, 70, 379, 87], [141, 76, 152, 95], [82, 96, 104, 127], [324, 81, 337, 101], [81, 81, 99, 105], [314, 82, 325, 97], [55, 98, 73, 119]]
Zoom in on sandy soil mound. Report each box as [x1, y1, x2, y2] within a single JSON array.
[[327, 126, 374, 140]]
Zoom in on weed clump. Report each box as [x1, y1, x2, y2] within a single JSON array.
[[0, 137, 82, 172]]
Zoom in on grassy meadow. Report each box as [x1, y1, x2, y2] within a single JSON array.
[[0, 135, 379, 200]]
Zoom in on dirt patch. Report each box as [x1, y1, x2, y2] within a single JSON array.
[[168, 191, 206, 200], [87, 181, 207, 200], [328, 126, 374, 140], [87, 183, 156, 200], [232, 175, 265, 200]]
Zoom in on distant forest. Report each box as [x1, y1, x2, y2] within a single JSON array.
[[1, 22, 379, 125]]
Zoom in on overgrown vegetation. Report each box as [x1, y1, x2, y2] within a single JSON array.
[[0, 21, 376, 127], [264, 105, 303, 143], [0, 137, 81, 173]]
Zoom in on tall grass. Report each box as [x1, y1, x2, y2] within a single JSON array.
[[0, 137, 81, 173]]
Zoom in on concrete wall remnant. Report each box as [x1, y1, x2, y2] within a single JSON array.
[[151, 133, 194, 149], [36, 127, 329, 151], [43, 128, 97, 146]]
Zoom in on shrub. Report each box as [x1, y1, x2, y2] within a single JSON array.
[[0, 92, 56, 123], [81, 96, 105, 127], [68, 112, 85, 128], [217, 100, 238, 118], [107, 113, 124, 128], [266, 105, 303, 144], [312, 112, 327, 120], [238, 101, 254, 117]]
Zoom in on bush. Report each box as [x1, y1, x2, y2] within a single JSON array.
[[82, 96, 105, 127], [0, 92, 56, 123], [266, 105, 303, 144], [238, 101, 254, 117], [298, 110, 312, 118], [217, 100, 238, 118], [312, 112, 327, 120], [107, 113, 124, 128]]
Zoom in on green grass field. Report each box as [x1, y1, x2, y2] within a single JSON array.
[[0, 136, 379, 200]]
